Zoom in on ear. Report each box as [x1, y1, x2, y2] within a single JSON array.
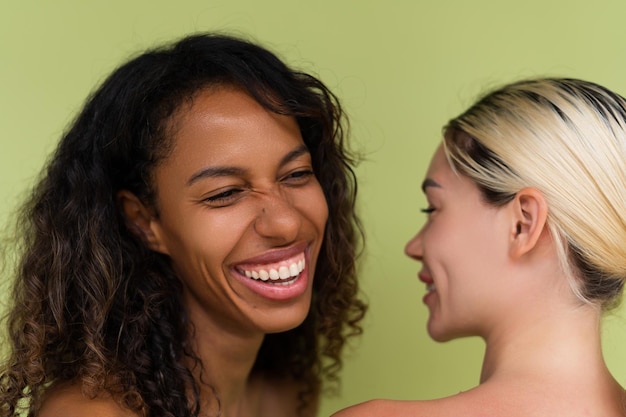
[[117, 190, 170, 255], [508, 187, 549, 259]]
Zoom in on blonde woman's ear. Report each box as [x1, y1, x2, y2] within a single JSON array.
[[117, 190, 170, 255], [508, 187, 549, 259]]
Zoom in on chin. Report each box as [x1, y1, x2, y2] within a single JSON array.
[[427, 319, 458, 343], [427, 320, 476, 343], [257, 303, 312, 334], [263, 319, 308, 335], [427, 329, 452, 343]]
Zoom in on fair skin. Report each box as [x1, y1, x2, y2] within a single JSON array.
[[38, 86, 328, 417], [332, 144, 625, 417]]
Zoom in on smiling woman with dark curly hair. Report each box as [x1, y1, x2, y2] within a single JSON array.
[[0, 33, 366, 417]]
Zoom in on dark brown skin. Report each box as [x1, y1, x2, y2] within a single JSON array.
[[38, 86, 326, 417], [39, 374, 317, 417]]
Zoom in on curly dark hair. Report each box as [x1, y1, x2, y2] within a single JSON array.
[[0, 33, 366, 417]]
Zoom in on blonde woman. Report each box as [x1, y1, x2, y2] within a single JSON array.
[[334, 78, 626, 416]]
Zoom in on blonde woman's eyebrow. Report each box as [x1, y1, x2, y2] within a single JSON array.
[[421, 178, 442, 193]]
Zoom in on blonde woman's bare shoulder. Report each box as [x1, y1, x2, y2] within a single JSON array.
[[330, 391, 497, 417], [37, 382, 141, 417], [330, 399, 398, 417], [330, 383, 626, 417]]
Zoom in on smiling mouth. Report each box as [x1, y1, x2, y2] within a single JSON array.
[[237, 253, 306, 286]]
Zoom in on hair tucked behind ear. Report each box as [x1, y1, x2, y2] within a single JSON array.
[[444, 78, 626, 310], [0, 33, 366, 417]]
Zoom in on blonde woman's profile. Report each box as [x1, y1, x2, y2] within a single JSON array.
[[333, 78, 626, 417]]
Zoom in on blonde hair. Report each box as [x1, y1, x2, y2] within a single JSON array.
[[444, 78, 626, 310]]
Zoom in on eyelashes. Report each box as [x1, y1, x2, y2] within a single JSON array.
[[282, 169, 314, 185], [204, 189, 243, 205], [420, 207, 435, 214], [202, 169, 316, 208]]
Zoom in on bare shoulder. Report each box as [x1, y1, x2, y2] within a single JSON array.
[[330, 399, 397, 417], [330, 392, 492, 417], [330, 382, 626, 417], [37, 382, 141, 417]]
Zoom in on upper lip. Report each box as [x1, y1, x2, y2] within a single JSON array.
[[233, 241, 310, 267], [418, 271, 434, 285]]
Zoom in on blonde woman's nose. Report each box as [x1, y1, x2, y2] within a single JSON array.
[[404, 229, 424, 261]]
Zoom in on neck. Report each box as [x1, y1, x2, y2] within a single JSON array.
[[185, 306, 266, 416], [477, 302, 626, 414], [480, 301, 607, 384]]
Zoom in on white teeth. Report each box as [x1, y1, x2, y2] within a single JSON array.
[[240, 256, 306, 283], [278, 266, 290, 279], [427, 283, 436, 292]]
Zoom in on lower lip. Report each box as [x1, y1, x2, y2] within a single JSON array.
[[423, 290, 436, 304], [233, 260, 311, 301]]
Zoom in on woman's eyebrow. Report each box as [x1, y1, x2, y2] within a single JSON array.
[[421, 178, 442, 193], [187, 166, 245, 186], [186, 144, 310, 186], [280, 144, 309, 166]]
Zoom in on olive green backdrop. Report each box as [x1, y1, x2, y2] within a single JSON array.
[[2, 1, 626, 415]]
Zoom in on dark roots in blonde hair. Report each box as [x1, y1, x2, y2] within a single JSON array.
[[445, 77, 626, 310], [0, 33, 366, 417]]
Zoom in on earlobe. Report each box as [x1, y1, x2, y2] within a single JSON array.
[[509, 187, 548, 259], [117, 190, 170, 255]]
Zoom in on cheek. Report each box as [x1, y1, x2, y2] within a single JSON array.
[[315, 189, 329, 228], [296, 183, 329, 231], [438, 216, 506, 293], [422, 214, 480, 284], [424, 216, 461, 254], [162, 210, 253, 275]]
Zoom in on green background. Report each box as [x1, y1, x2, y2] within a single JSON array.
[[2, 1, 626, 416]]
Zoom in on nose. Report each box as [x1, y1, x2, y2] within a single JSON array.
[[404, 228, 424, 261], [254, 189, 302, 244]]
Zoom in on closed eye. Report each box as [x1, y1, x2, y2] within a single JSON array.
[[203, 188, 245, 207], [420, 207, 435, 214], [282, 169, 315, 185]]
